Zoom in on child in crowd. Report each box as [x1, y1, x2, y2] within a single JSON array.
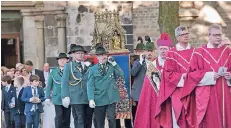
[[9, 76, 26, 128], [1, 75, 14, 128], [21, 75, 45, 128]]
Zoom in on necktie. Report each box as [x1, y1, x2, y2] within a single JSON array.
[[32, 87, 37, 97], [102, 64, 107, 75], [59, 69, 63, 76], [78, 62, 83, 73]]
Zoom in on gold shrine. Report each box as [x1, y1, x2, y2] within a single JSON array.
[[91, 10, 129, 54]]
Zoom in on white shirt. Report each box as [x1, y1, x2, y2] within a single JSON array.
[[16, 87, 22, 98], [176, 43, 191, 51], [207, 42, 222, 48], [30, 86, 38, 112], [44, 71, 49, 86], [158, 56, 165, 67], [5, 84, 11, 92], [32, 69, 35, 75]]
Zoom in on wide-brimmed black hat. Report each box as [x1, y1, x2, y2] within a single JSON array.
[[95, 46, 108, 55], [56, 53, 69, 60], [68, 44, 87, 54]]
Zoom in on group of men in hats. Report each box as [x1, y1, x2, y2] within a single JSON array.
[[45, 43, 124, 128]]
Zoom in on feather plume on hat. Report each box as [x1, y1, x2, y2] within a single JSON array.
[[157, 33, 172, 47]]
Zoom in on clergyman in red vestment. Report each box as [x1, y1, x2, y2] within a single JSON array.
[[181, 24, 231, 128], [155, 26, 194, 128], [134, 33, 172, 128]]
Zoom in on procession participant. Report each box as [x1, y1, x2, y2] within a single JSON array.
[[130, 39, 147, 123], [134, 33, 172, 128], [181, 24, 231, 128], [155, 26, 194, 128], [87, 45, 124, 128], [61, 44, 93, 128], [45, 53, 70, 128]]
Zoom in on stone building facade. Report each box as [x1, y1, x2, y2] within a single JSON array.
[[1, 1, 231, 69]]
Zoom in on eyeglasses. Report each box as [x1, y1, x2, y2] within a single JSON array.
[[179, 33, 190, 37], [209, 34, 222, 37]]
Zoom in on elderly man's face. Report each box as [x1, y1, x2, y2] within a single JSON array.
[[209, 28, 222, 45], [43, 63, 50, 72], [158, 46, 170, 59]]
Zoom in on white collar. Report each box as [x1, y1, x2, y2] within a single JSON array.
[[207, 42, 221, 48], [176, 43, 191, 51], [6, 84, 11, 88], [16, 87, 22, 91], [158, 56, 165, 67]]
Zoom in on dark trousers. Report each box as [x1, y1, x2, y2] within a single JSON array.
[[72, 104, 93, 128], [4, 111, 14, 128], [54, 105, 71, 128], [132, 101, 138, 124], [116, 119, 132, 128], [26, 110, 40, 128], [94, 103, 116, 128], [14, 114, 26, 128]]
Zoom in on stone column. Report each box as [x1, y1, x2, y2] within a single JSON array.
[[34, 16, 45, 69], [55, 14, 67, 53]]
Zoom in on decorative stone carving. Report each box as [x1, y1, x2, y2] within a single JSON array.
[[34, 1, 44, 9], [55, 14, 67, 28]]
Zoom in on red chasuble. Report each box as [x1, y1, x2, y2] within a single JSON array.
[[134, 58, 162, 128], [155, 47, 194, 128], [181, 45, 231, 128]]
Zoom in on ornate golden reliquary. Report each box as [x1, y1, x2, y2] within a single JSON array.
[[91, 10, 129, 54]]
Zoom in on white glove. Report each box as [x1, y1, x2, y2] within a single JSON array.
[[139, 54, 145, 65], [89, 100, 96, 108], [108, 56, 117, 66], [84, 61, 91, 67], [45, 99, 52, 106], [62, 97, 70, 108]]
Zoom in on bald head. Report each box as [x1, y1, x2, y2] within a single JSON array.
[[43, 63, 50, 72]]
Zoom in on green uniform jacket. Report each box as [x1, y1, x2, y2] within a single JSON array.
[[87, 62, 124, 106], [61, 61, 90, 104], [45, 67, 63, 105]]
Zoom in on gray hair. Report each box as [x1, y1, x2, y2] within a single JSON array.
[[175, 26, 188, 37], [208, 24, 222, 34]]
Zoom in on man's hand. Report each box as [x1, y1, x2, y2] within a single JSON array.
[[62, 97, 70, 108], [224, 72, 231, 80], [29, 97, 37, 103], [89, 100, 96, 108], [214, 72, 221, 80], [108, 56, 116, 66]]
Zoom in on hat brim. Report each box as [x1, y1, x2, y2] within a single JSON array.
[[95, 51, 109, 55], [56, 57, 69, 60], [68, 50, 87, 54]]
